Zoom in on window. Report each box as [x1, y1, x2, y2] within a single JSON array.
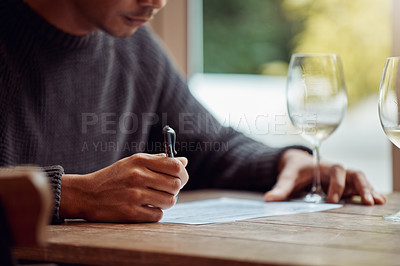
[[153, 0, 394, 193]]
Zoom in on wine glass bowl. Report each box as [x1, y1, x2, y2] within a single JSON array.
[[378, 57, 400, 149], [286, 54, 348, 203]]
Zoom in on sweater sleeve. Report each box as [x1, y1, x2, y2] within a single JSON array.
[[42, 165, 64, 224], [140, 28, 312, 193]]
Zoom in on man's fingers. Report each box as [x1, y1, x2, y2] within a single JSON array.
[[153, 154, 188, 168], [158, 157, 189, 187], [135, 205, 164, 223], [138, 188, 177, 210], [264, 168, 297, 202], [349, 171, 375, 205], [176, 157, 188, 167], [129, 153, 189, 186], [145, 169, 183, 195], [372, 191, 387, 205], [264, 188, 290, 202], [269, 149, 386, 206], [326, 164, 346, 203]]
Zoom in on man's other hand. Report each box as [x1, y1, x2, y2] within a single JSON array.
[[264, 149, 386, 205]]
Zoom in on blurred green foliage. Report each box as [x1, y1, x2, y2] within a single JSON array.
[[203, 0, 391, 105], [203, 0, 300, 74]]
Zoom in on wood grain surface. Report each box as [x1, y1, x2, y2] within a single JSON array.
[[13, 190, 400, 266]]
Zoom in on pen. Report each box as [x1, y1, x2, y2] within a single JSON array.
[[163, 125, 177, 158], [163, 125, 180, 201], [144, 125, 177, 209]]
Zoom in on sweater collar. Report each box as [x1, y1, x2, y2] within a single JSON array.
[[6, 0, 101, 50]]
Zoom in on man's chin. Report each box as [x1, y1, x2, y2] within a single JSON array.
[[100, 26, 139, 38], [118, 28, 140, 38]]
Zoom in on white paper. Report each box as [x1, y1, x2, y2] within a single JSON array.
[[160, 197, 342, 224]]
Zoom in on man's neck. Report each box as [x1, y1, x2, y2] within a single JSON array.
[[24, 0, 96, 36]]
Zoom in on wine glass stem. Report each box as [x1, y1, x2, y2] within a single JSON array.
[[312, 144, 322, 194]]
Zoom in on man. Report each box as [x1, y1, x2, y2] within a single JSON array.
[[0, 0, 386, 224]]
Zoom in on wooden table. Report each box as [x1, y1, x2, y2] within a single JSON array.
[[14, 190, 400, 266]]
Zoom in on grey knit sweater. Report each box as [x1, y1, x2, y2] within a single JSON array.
[[0, 0, 308, 223]]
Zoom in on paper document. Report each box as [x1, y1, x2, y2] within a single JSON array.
[[160, 197, 342, 224]]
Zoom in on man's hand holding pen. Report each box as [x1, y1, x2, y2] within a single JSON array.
[[59, 153, 188, 223], [59, 125, 188, 223], [58, 125, 189, 223]]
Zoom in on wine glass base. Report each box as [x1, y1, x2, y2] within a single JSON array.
[[383, 211, 400, 222], [303, 193, 326, 204]]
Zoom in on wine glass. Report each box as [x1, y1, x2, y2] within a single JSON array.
[[379, 57, 400, 149], [286, 53, 348, 203], [378, 57, 400, 221]]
